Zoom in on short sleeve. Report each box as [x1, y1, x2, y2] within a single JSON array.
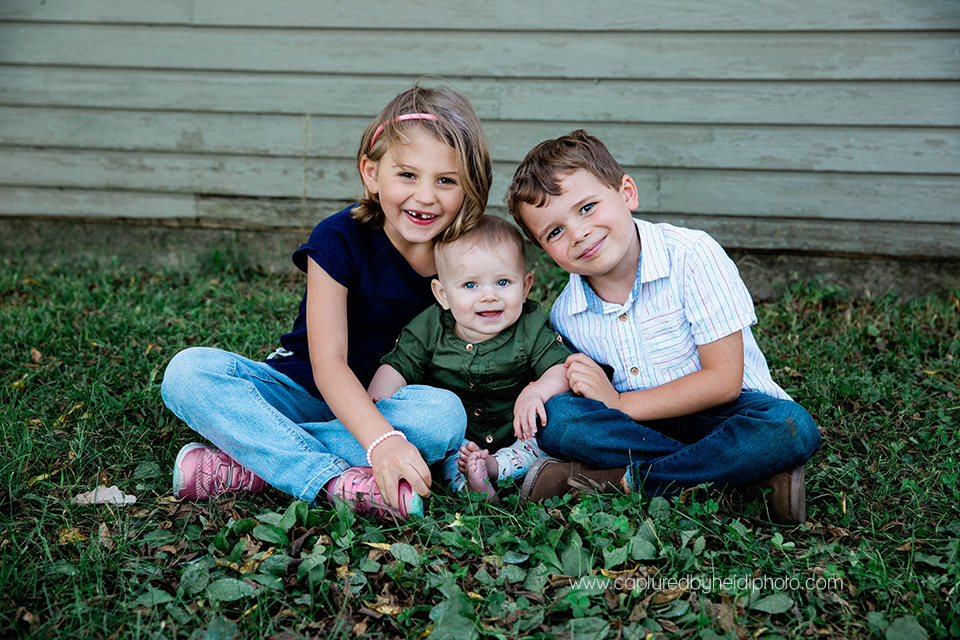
[[681, 234, 757, 345], [523, 302, 572, 377], [291, 209, 360, 287], [380, 306, 439, 385]]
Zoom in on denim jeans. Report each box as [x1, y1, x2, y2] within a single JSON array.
[[161, 347, 467, 504], [539, 391, 821, 496]]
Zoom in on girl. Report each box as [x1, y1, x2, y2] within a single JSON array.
[[161, 83, 493, 520]]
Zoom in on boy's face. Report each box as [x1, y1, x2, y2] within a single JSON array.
[[518, 169, 640, 280], [431, 242, 534, 344]]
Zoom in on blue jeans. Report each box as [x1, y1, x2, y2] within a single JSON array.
[[539, 391, 821, 496], [161, 347, 467, 504]]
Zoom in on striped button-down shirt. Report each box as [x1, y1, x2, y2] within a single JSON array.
[[551, 218, 790, 400]]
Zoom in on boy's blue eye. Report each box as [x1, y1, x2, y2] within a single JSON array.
[[580, 203, 595, 215], [546, 227, 563, 241]]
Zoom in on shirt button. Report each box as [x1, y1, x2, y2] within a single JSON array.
[[465, 344, 474, 351], [485, 434, 494, 444], [630, 367, 639, 375], [474, 408, 482, 416], [468, 382, 475, 390], [619, 313, 628, 322], [556, 335, 563, 343]]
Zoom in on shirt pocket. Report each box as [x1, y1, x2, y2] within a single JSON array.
[[638, 307, 698, 373], [475, 356, 529, 394]]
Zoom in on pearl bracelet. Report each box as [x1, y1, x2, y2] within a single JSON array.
[[366, 430, 407, 466]]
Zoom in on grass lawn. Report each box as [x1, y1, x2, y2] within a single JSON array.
[[1, 254, 958, 640]]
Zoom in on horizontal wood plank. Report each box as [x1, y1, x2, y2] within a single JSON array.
[[0, 186, 196, 219], [3, 149, 956, 224], [4, 107, 958, 175], [627, 213, 960, 258], [3, 24, 958, 80], [2, 68, 957, 126], [654, 170, 960, 224], [2, 0, 957, 31]]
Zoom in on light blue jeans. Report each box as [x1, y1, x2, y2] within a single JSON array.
[[161, 347, 467, 504]]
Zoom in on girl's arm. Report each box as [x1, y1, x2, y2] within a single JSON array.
[[305, 259, 431, 508], [513, 363, 571, 440], [367, 364, 408, 403], [564, 330, 744, 422]]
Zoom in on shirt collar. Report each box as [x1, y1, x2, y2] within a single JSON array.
[[567, 218, 671, 314]]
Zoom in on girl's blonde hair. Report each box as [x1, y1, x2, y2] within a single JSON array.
[[352, 82, 493, 242]]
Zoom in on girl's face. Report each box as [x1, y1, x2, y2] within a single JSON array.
[[360, 129, 465, 250]]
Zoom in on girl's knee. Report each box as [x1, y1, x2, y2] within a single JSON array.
[[161, 347, 227, 404]]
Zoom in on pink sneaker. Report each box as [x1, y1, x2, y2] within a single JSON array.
[[327, 467, 423, 520], [172, 443, 266, 500]]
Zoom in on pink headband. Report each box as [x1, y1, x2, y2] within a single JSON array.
[[369, 113, 441, 149]]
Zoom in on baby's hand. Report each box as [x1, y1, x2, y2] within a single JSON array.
[[513, 385, 546, 440]]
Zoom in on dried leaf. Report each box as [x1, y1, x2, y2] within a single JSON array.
[[58, 527, 87, 544], [97, 522, 114, 550], [72, 485, 137, 506], [652, 587, 684, 605], [30, 348, 43, 364]]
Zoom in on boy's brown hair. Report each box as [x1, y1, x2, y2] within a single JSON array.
[[434, 215, 526, 278], [353, 82, 493, 243], [506, 129, 625, 246]]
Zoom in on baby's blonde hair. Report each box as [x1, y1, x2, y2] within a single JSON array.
[[353, 82, 493, 242], [434, 215, 527, 279]]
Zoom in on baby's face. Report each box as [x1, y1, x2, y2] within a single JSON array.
[[432, 243, 533, 344]]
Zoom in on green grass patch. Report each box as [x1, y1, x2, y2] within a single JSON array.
[[1, 256, 958, 639]]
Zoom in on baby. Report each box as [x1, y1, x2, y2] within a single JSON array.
[[367, 215, 572, 500]]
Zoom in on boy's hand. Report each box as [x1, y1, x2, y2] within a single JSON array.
[[565, 353, 621, 411], [513, 385, 546, 440]]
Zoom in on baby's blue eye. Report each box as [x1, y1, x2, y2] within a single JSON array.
[[497, 279, 510, 287], [464, 282, 477, 289]]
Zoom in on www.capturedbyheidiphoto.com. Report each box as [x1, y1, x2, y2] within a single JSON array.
[[573, 574, 845, 594]]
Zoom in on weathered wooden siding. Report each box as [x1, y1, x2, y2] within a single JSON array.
[[1, 0, 958, 259]]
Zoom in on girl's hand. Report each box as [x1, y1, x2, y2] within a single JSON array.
[[565, 353, 622, 411], [369, 434, 432, 509], [513, 386, 546, 440]]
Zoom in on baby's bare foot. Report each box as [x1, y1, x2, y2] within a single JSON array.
[[466, 451, 498, 502], [458, 441, 482, 474]]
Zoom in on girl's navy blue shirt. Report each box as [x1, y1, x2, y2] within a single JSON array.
[[264, 206, 437, 399]]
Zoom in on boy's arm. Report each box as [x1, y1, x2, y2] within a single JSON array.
[[565, 331, 744, 422], [514, 363, 571, 439], [367, 364, 408, 403]]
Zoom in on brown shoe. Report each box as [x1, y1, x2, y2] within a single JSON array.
[[742, 465, 806, 525], [519, 457, 627, 506]]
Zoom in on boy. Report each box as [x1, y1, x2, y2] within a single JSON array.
[[367, 215, 573, 501], [505, 130, 821, 524]]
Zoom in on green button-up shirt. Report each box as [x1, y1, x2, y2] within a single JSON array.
[[381, 299, 571, 449]]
